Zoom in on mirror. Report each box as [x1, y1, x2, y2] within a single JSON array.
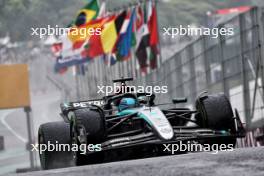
[[172, 98, 187, 104]]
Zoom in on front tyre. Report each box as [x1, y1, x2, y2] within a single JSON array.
[[38, 122, 73, 170], [196, 93, 236, 147], [71, 108, 105, 166]]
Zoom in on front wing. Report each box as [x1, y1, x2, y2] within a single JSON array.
[[86, 126, 245, 155]]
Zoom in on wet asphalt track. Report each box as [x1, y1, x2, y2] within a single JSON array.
[[8, 146, 264, 176]]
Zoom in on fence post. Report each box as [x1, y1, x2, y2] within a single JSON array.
[[189, 44, 197, 100], [203, 36, 210, 90], [24, 107, 35, 169], [239, 12, 251, 129], [218, 25, 229, 97], [257, 7, 264, 103]]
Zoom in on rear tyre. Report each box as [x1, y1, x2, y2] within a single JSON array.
[[71, 108, 105, 166], [196, 93, 236, 147], [38, 122, 72, 170]]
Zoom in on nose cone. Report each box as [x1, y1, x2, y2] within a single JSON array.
[[159, 127, 174, 140], [139, 107, 175, 141]]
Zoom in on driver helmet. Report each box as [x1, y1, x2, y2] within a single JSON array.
[[118, 98, 136, 111]]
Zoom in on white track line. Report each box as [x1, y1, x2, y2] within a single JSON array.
[[0, 110, 27, 143]]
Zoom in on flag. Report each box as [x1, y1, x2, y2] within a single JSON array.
[[112, 10, 128, 53], [135, 4, 150, 73], [56, 21, 101, 72], [68, 18, 103, 47], [75, 0, 99, 26], [131, 11, 137, 47], [51, 42, 62, 57], [61, 17, 104, 61], [67, 0, 103, 47], [115, 11, 127, 34], [103, 53, 117, 67], [150, 45, 158, 69], [114, 10, 131, 61], [53, 0, 104, 73], [86, 15, 118, 57], [110, 53, 117, 65], [86, 11, 128, 58], [148, 2, 159, 47], [116, 9, 136, 60], [136, 6, 144, 29], [148, 2, 159, 69], [119, 11, 131, 35], [135, 0, 160, 72], [135, 5, 149, 50], [101, 18, 118, 53], [54, 54, 90, 72], [136, 39, 148, 70]]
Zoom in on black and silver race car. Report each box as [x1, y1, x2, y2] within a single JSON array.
[[38, 77, 245, 170]]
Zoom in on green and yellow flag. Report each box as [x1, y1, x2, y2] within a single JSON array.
[[75, 0, 100, 26]]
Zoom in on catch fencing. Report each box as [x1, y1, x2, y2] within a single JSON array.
[[134, 7, 264, 130], [78, 7, 264, 146]]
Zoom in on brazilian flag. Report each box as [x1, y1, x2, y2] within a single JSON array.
[[75, 0, 99, 26]]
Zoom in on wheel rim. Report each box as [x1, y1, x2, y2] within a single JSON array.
[[71, 123, 78, 164]]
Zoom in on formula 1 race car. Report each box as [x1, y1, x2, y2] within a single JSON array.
[[38, 77, 246, 170]]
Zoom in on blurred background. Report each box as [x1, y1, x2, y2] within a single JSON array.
[[1, 0, 264, 175]]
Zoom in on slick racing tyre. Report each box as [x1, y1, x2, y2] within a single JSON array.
[[196, 93, 236, 147], [38, 121, 72, 170], [71, 108, 105, 166]]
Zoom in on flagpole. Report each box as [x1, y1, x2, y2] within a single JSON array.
[[154, 0, 163, 68], [74, 66, 80, 100], [101, 0, 107, 88], [132, 5, 137, 79], [99, 0, 107, 85]]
